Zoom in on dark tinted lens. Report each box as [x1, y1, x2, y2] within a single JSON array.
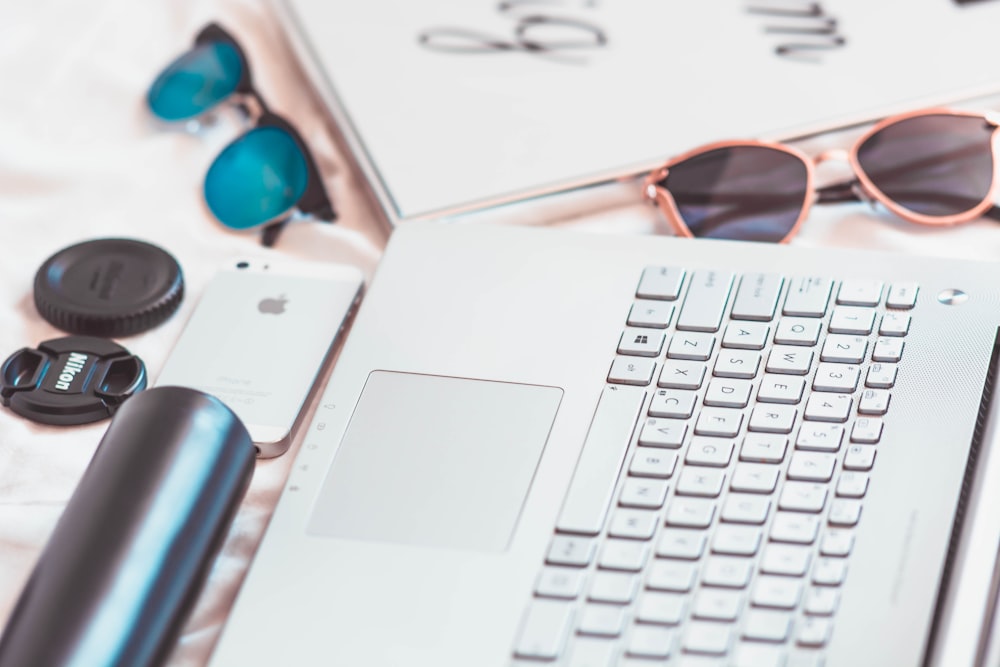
[[857, 114, 995, 218], [664, 146, 809, 242]]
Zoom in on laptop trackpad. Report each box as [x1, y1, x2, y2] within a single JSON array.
[[307, 371, 563, 552]]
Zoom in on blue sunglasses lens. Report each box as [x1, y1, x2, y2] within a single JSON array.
[[204, 126, 310, 230], [147, 41, 243, 121]]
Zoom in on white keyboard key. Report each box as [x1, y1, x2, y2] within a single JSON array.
[[795, 423, 844, 452], [748, 405, 798, 433], [820, 529, 855, 557], [865, 363, 897, 389], [886, 282, 919, 309], [766, 345, 814, 375], [626, 625, 676, 659], [704, 379, 753, 408], [879, 312, 911, 336], [636, 591, 686, 625], [722, 322, 770, 350], [828, 306, 876, 334], [713, 351, 761, 379], [608, 510, 659, 540], [608, 357, 657, 386], [547, 536, 597, 567], [837, 279, 883, 306], [656, 528, 707, 560], [536, 567, 587, 599], [683, 621, 733, 655], [804, 393, 852, 422], [805, 587, 840, 616], [731, 273, 784, 321], [828, 499, 862, 527], [685, 437, 735, 467], [667, 332, 717, 361], [813, 557, 848, 586], [721, 494, 772, 525], [752, 575, 803, 609], [836, 472, 869, 499], [741, 434, 788, 463], [618, 327, 666, 357], [629, 447, 679, 479], [787, 451, 836, 482], [778, 481, 828, 513], [693, 589, 744, 620], [820, 334, 867, 364], [658, 359, 707, 389], [557, 386, 646, 535], [665, 497, 716, 528], [628, 299, 675, 329], [774, 317, 822, 346], [619, 477, 670, 509], [797, 617, 832, 647], [637, 266, 685, 300], [599, 539, 650, 572], [850, 418, 883, 444], [873, 337, 905, 362], [513, 599, 574, 659], [730, 463, 779, 494], [695, 407, 744, 437], [676, 467, 726, 497], [742, 609, 791, 642], [649, 389, 698, 418], [579, 603, 628, 637], [843, 444, 876, 471], [812, 363, 859, 392], [712, 524, 763, 556], [760, 543, 812, 576], [858, 388, 891, 415], [647, 560, 698, 592], [638, 418, 687, 449], [702, 556, 754, 588], [733, 643, 786, 667], [589, 572, 639, 604], [770, 512, 820, 544], [566, 637, 618, 667], [783, 277, 833, 317], [677, 271, 735, 332], [757, 374, 806, 404]]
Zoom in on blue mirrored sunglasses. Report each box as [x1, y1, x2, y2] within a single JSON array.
[[147, 23, 336, 247]]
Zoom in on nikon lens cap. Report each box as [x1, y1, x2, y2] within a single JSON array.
[[0, 336, 147, 425], [34, 238, 184, 337]]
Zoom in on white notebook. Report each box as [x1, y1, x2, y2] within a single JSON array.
[[274, 0, 1000, 225]]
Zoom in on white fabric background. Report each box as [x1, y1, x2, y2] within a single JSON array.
[[1, 1, 999, 665]]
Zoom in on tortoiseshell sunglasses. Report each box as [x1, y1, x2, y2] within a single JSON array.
[[644, 107, 1000, 243]]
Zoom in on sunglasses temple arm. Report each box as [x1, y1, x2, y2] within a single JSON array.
[[818, 179, 1000, 221], [815, 180, 861, 205], [260, 218, 289, 248]]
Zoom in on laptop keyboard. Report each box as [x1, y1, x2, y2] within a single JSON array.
[[513, 267, 917, 666]]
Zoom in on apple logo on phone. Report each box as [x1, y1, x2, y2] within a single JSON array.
[[258, 295, 288, 315]]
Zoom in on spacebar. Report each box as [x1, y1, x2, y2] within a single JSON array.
[[556, 385, 646, 535]]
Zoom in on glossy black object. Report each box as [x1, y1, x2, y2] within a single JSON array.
[[0, 386, 255, 667]]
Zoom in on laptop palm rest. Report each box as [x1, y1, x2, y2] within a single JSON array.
[[308, 371, 563, 552]]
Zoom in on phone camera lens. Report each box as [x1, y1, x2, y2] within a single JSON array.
[[236, 262, 250, 270]]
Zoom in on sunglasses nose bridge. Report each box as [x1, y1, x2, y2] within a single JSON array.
[[812, 148, 850, 167]]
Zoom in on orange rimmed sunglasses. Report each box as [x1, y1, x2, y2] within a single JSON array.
[[643, 107, 1000, 243]]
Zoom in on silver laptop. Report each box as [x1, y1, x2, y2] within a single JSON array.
[[208, 221, 1000, 667]]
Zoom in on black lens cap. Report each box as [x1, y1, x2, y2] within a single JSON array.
[[1, 336, 147, 425], [34, 238, 184, 337]]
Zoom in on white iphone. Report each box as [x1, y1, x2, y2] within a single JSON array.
[[154, 258, 364, 457]]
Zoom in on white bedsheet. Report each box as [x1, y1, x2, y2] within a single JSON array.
[[2, 1, 999, 665]]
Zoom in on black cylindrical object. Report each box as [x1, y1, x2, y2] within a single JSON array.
[[0, 386, 256, 667]]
